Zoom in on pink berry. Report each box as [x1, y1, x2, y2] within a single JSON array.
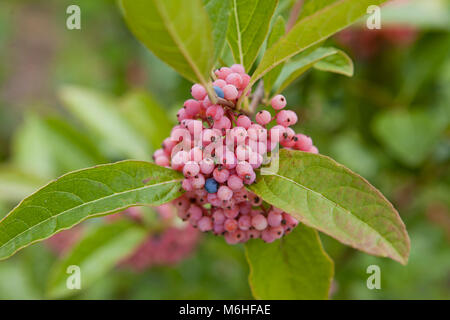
[[206, 105, 224, 121], [224, 206, 239, 219], [217, 186, 233, 201], [155, 156, 169, 167], [213, 79, 227, 88], [223, 84, 239, 100], [184, 99, 201, 116], [191, 84, 207, 100], [191, 174, 205, 189], [198, 216, 213, 232], [236, 161, 253, 178], [236, 115, 252, 129], [231, 64, 245, 74], [238, 215, 252, 231], [255, 110, 272, 126], [225, 73, 243, 88], [271, 95, 287, 110], [270, 125, 286, 141], [213, 116, 232, 130], [294, 134, 313, 151], [224, 219, 238, 232], [183, 161, 200, 177], [268, 211, 282, 227], [212, 209, 226, 224], [247, 229, 261, 239], [216, 67, 233, 80], [252, 214, 268, 231], [308, 146, 319, 154], [227, 175, 244, 191], [187, 205, 202, 221], [261, 229, 277, 243], [199, 158, 215, 175], [269, 226, 284, 239], [182, 179, 193, 191], [213, 167, 230, 183]]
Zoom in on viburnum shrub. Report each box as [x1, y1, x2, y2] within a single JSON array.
[[0, 0, 411, 299]]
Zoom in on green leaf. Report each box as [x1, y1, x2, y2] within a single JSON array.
[[59, 86, 151, 160], [372, 109, 445, 168], [263, 16, 286, 95], [0, 166, 43, 203], [0, 161, 183, 261], [246, 224, 334, 299], [204, 0, 232, 62], [121, 0, 214, 86], [47, 220, 146, 298], [275, 47, 353, 93], [248, 0, 388, 91], [119, 90, 173, 151], [227, 0, 279, 71], [12, 113, 59, 179], [248, 149, 410, 265]]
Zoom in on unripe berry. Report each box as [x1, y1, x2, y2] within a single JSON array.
[[255, 110, 272, 126], [224, 219, 238, 232], [199, 158, 215, 175], [191, 174, 205, 189], [294, 134, 313, 151], [223, 84, 239, 100], [182, 179, 194, 191], [231, 64, 245, 74], [225, 73, 243, 88], [213, 79, 227, 88], [268, 211, 282, 227], [212, 209, 226, 225], [227, 175, 244, 191], [276, 110, 297, 127], [261, 229, 277, 243], [198, 216, 213, 232], [217, 186, 233, 201], [252, 214, 268, 231], [206, 105, 224, 121], [155, 156, 170, 167], [309, 146, 319, 154], [238, 215, 252, 231], [184, 99, 201, 116], [183, 161, 200, 177], [191, 84, 207, 100], [271, 94, 287, 110], [236, 115, 252, 129], [213, 167, 230, 183]]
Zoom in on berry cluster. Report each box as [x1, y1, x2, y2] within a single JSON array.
[[120, 205, 199, 270], [153, 64, 318, 244], [121, 225, 199, 271]]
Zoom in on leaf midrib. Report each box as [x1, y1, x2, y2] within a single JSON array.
[[153, 0, 208, 85], [248, 0, 371, 89], [0, 179, 181, 255], [232, 0, 244, 65], [261, 170, 403, 261]]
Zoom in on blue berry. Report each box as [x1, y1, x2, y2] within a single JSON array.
[[213, 86, 225, 99], [205, 178, 219, 194]]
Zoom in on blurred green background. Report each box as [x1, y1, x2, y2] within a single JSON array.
[[0, 0, 448, 299]]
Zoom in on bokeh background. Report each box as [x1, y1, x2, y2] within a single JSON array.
[[0, 0, 448, 299]]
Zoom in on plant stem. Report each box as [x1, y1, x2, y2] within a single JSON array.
[[248, 81, 265, 114], [286, 0, 304, 32]]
